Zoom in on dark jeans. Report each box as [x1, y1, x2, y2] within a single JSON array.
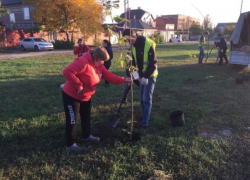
[[198, 46, 204, 63], [219, 48, 228, 65], [139, 77, 157, 126], [62, 91, 91, 146], [104, 61, 111, 84]]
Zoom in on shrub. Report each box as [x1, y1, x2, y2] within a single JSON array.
[[52, 40, 74, 49], [149, 34, 164, 44]]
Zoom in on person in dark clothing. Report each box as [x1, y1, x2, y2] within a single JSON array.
[[102, 39, 113, 87], [122, 29, 158, 128], [217, 34, 229, 65]]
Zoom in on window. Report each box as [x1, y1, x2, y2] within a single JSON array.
[[24, 38, 32, 42], [23, 7, 30, 20], [48, 31, 57, 41], [9, 13, 15, 23], [33, 38, 47, 42]]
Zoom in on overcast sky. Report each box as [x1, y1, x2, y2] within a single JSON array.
[[105, 0, 250, 26]]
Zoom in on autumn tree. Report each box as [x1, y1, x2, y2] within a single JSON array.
[[23, 0, 105, 42]]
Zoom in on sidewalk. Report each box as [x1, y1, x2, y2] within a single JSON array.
[[0, 50, 73, 60]]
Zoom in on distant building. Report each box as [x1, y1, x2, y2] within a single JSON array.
[[0, 0, 36, 30], [215, 22, 236, 34], [158, 14, 200, 31], [118, 7, 156, 36], [154, 16, 175, 42]]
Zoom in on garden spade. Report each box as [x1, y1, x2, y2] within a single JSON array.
[[108, 84, 131, 128], [204, 46, 214, 63]]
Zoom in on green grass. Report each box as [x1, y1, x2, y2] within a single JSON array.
[[1, 43, 250, 179]]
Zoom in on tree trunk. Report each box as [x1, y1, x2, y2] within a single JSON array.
[[66, 31, 70, 42]]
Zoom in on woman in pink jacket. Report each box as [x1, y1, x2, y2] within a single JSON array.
[[62, 47, 131, 152]]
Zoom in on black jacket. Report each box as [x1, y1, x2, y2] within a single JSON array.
[[132, 36, 157, 78], [104, 46, 113, 67], [219, 37, 227, 50]]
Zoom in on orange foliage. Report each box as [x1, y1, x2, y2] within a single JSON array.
[[23, 0, 105, 41]]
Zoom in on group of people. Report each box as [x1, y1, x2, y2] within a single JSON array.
[[62, 29, 158, 152], [62, 29, 230, 152], [198, 32, 229, 65]]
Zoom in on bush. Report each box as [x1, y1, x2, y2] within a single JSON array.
[[149, 34, 164, 44], [52, 40, 74, 49]]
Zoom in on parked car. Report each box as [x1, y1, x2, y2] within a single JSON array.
[[19, 37, 54, 51], [169, 37, 182, 42]]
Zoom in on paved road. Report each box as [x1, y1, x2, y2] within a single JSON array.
[[0, 50, 73, 60]]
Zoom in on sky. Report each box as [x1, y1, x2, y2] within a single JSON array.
[[105, 0, 250, 27]]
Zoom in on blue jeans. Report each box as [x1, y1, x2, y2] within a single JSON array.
[[139, 76, 156, 127], [198, 46, 204, 63]]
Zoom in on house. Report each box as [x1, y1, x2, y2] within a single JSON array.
[[215, 22, 236, 34], [0, 0, 36, 30], [0, 0, 46, 49], [155, 16, 175, 42], [158, 14, 200, 31], [155, 14, 201, 41], [118, 7, 156, 37]]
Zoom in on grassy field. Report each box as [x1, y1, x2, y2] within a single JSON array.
[[1, 43, 250, 179]]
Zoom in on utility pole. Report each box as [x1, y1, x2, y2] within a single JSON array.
[[240, 0, 243, 14], [187, 16, 190, 41], [124, 0, 127, 28], [124, 0, 130, 28]]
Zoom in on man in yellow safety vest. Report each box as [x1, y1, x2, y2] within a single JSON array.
[[122, 29, 158, 128], [198, 31, 209, 64]]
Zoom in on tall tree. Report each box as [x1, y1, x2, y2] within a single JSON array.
[[189, 24, 203, 35], [202, 14, 213, 31], [224, 24, 236, 38], [24, 0, 105, 42]]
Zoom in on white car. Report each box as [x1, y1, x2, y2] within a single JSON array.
[[169, 37, 182, 42], [19, 37, 54, 51]]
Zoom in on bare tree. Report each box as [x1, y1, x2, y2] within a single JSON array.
[[202, 14, 213, 31]]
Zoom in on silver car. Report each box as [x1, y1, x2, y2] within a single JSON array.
[[19, 37, 54, 51], [169, 37, 182, 42]]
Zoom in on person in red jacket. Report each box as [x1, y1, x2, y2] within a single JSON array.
[[62, 47, 131, 152], [73, 38, 90, 57]]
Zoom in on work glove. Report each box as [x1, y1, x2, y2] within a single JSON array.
[[140, 77, 148, 85], [220, 49, 223, 53]]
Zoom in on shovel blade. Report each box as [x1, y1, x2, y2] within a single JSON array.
[[108, 114, 120, 128]]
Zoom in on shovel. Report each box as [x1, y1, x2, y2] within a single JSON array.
[[108, 84, 131, 128], [204, 46, 214, 63]]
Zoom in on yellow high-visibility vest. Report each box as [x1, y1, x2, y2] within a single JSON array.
[[132, 38, 158, 77], [198, 35, 205, 47]]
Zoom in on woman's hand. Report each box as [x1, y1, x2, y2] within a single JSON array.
[[125, 77, 133, 84], [77, 88, 84, 94]]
